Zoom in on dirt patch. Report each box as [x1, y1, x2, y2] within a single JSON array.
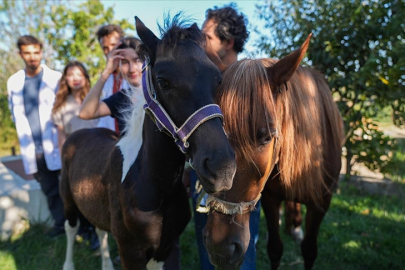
[[0, 156, 34, 181], [339, 125, 405, 197]]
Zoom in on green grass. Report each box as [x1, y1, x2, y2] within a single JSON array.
[[1, 183, 404, 269], [0, 221, 120, 270], [385, 138, 405, 183]]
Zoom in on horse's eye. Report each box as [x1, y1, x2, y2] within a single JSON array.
[[156, 79, 170, 90], [218, 79, 222, 86], [259, 135, 272, 146], [257, 128, 272, 146]]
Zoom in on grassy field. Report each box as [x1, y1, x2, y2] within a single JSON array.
[[0, 182, 404, 270], [386, 137, 405, 183]]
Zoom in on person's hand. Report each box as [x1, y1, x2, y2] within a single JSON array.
[[102, 42, 124, 78]]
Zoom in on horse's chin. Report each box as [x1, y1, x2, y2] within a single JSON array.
[[214, 266, 241, 270], [208, 254, 243, 270]]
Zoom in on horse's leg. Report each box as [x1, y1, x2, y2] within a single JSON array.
[[115, 236, 150, 270], [262, 192, 283, 270], [284, 201, 303, 243], [95, 228, 114, 270], [301, 195, 332, 270], [63, 219, 79, 270], [61, 164, 80, 270]]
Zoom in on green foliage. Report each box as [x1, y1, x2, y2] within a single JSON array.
[[47, 0, 134, 82], [255, 0, 405, 174], [381, 137, 405, 182]]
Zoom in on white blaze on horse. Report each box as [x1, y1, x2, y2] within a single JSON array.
[[61, 15, 236, 270]]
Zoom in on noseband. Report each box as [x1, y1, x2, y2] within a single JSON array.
[[205, 136, 280, 216], [206, 193, 262, 215], [142, 59, 224, 153]]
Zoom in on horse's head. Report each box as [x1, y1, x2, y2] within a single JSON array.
[[135, 15, 236, 193], [203, 35, 312, 268]]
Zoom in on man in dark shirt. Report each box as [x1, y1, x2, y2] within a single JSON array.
[[7, 35, 65, 237]]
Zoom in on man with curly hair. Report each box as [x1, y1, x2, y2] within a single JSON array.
[[187, 5, 261, 269], [203, 5, 249, 66]]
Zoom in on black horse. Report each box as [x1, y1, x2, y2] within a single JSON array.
[[61, 15, 236, 270]]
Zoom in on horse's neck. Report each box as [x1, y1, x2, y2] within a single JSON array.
[[142, 117, 185, 185], [122, 116, 185, 211]]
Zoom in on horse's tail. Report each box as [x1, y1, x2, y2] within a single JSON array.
[[60, 137, 75, 190], [59, 135, 80, 227]]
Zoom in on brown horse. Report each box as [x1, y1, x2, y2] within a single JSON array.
[[61, 16, 236, 270], [203, 35, 343, 269]]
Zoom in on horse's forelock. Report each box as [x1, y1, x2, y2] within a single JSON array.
[[218, 59, 278, 159], [158, 13, 204, 50]]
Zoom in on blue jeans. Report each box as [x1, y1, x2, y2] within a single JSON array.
[[190, 170, 260, 269]]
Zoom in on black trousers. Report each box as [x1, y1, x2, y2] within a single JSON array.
[[33, 153, 65, 228]]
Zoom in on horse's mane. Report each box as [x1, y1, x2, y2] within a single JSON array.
[[218, 58, 343, 205], [158, 13, 204, 51], [117, 82, 146, 182]]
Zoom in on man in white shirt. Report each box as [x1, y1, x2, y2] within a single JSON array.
[[7, 35, 65, 237]]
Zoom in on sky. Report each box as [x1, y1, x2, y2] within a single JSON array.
[[99, 0, 264, 57]]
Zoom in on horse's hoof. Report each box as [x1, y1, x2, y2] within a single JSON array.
[[63, 261, 75, 270], [102, 259, 114, 270]]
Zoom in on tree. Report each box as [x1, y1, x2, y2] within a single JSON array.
[[47, 0, 134, 81], [0, 0, 133, 154], [255, 0, 405, 175]]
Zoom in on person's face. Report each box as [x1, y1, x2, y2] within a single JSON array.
[[65, 66, 86, 92], [202, 19, 228, 60], [119, 48, 143, 86], [99, 31, 121, 57], [19, 44, 43, 71]]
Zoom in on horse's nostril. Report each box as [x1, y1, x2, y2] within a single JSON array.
[[229, 241, 243, 265], [203, 157, 216, 178], [194, 150, 235, 193]]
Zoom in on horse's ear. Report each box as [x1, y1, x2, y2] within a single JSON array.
[[189, 23, 199, 31], [135, 16, 159, 64], [267, 33, 312, 92]]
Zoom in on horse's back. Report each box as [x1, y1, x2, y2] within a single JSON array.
[[63, 127, 117, 156], [63, 127, 117, 171]]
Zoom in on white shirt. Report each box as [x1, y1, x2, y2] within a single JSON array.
[[7, 64, 62, 174]]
